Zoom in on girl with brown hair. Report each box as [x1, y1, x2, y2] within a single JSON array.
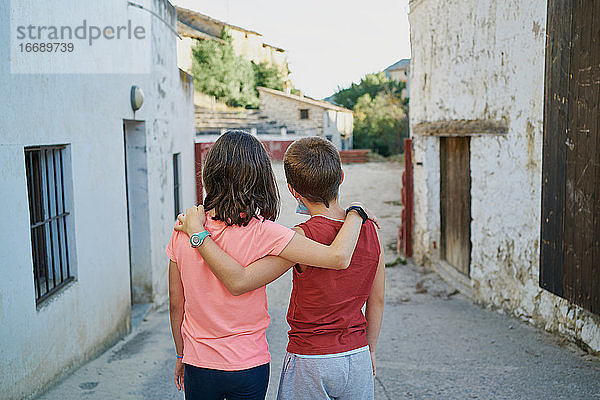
[[167, 130, 369, 400]]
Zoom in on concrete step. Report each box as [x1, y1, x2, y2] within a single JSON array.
[[196, 124, 291, 133], [196, 125, 286, 133], [194, 106, 290, 137], [195, 122, 285, 130], [194, 117, 265, 125], [196, 115, 269, 121], [194, 110, 262, 116]]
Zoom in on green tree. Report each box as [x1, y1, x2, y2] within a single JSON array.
[[332, 72, 408, 155], [252, 61, 286, 91], [353, 92, 407, 156], [333, 72, 405, 110], [191, 28, 258, 108]]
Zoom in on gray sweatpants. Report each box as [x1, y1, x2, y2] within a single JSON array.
[[276, 349, 375, 400]]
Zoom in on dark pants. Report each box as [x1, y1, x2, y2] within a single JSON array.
[[184, 363, 270, 400]]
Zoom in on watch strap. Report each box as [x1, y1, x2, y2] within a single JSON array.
[[345, 205, 368, 224], [190, 230, 211, 248]]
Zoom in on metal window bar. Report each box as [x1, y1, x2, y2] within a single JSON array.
[[173, 153, 181, 220], [59, 149, 71, 278], [25, 145, 73, 305]]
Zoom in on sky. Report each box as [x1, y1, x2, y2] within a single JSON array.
[[171, 0, 411, 99]]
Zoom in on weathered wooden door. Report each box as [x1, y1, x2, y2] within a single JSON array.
[[540, 0, 600, 315], [440, 137, 471, 276]]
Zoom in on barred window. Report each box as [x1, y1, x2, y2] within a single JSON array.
[[25, 145, 73, 305], [299, 109, 309, 120], [173, 153, 181, 220]]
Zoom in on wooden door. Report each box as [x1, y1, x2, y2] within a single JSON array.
[[440, 137, 471, 276], [540, 0, 600, 315]]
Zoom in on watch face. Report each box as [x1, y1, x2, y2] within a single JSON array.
[[191, 234, 201, 246]]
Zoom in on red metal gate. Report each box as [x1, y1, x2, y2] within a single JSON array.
[[398, 138, 413, 257]]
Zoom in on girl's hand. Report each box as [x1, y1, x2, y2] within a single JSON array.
[[348, 202, 380, 229], [174, 205, 207, 237], [174, 358, 185, 391]]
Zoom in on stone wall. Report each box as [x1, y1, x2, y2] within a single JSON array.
[[259, 90, 325, 136], [409, 0, 600, 352], [258, 88, 353, 149]]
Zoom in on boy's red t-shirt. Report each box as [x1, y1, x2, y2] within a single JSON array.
[[286, 215, 380, 355]]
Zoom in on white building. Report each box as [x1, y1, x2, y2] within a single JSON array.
[[409, 0, 600, 352], [0, 0, 195, 398], [385, 59, 410, 82], [174, 6, 289, 82], [385, 58, 410, 99]]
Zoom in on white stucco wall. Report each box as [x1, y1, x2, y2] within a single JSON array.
[[409, 0, 600, 352], [323, 110, 354, 150], [389, 68, 408, 82], [146, 4, 196, 306], [176, 36, 194, 73], [0, 0, 195, 398]]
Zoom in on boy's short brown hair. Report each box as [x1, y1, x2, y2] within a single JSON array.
[[284, 137, 342, 207]]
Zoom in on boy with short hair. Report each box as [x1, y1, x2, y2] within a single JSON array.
[[277, 137, 384, 400], [179, 137, 385, 399]]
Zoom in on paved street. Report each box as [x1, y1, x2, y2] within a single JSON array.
[[39, 162, 600, 399]]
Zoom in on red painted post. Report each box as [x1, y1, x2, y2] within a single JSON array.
[[398, 138, 413, 257], [194, 142, 214, 205]]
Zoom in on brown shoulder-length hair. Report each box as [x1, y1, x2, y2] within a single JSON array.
[[202, 130, 279, 226]]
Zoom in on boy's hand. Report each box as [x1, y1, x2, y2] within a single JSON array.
[[348, 202, 380, 229], [174, 205, 207, 237]]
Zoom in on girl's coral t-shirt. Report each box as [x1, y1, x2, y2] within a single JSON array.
[[166, 214, 295, 371]]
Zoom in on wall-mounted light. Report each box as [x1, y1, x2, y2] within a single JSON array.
[[130, 85, 144, 111]]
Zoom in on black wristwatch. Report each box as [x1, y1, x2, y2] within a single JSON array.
[[345, 205, 368, 224]]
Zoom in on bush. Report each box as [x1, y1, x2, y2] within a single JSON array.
[[191, 29, 291, 109], [252, 61, 286, 92], [353, 92, 407, 156], [333, 72, 405, 109], [191, 29, 258, 108]]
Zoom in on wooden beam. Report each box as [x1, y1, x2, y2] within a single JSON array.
[[412, 119, 508, 136]]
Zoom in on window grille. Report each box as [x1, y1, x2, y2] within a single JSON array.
[[25, 145, 73, 305], [299, 109, 309, 120]]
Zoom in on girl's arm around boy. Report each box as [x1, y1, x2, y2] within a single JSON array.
[[175, 204, 372, 296]]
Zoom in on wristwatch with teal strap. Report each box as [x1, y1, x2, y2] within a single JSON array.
[[190, 230, 211, 248]]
